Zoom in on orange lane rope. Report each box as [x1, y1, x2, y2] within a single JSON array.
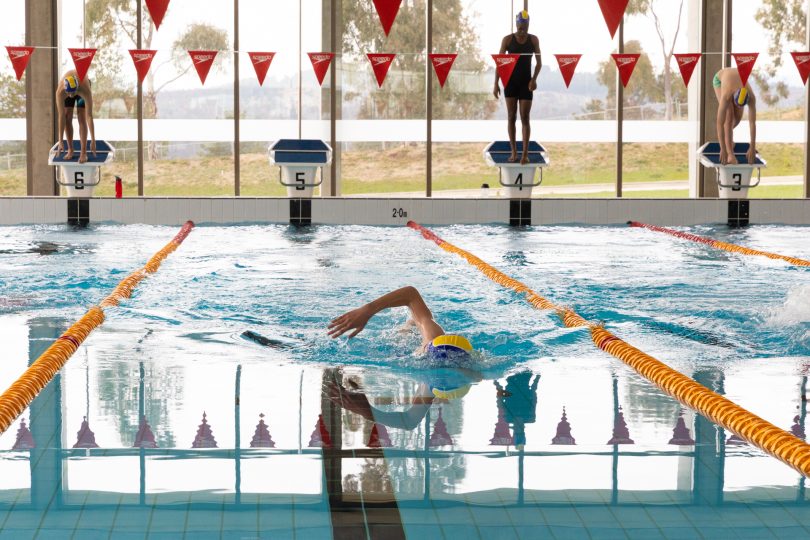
[[628, 221, 810, 267], [407, 220, 810, 477], [0, 221, 195, 436]]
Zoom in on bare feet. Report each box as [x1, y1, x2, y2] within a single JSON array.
[[78, 153, 88, 164], [65, 150, 74, 161], [520, 154, 529, 165], [507, 153, 518, 163]]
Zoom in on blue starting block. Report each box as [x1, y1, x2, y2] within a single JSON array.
[[698, 142, 766, 199], [48, 140, 115, 197], [483, 141, 549, 198], [268, 139, 332, 197]]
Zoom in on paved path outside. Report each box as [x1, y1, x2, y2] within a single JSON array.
[[351, 175, 802, 198]]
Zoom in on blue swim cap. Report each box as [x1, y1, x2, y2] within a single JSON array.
[[516, 10, 529, 25], [64, 75, 79, 95], [427, 334, 472, 362], [733, 87, 749, 107]]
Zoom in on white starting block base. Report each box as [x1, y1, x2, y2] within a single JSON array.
[[698, 142, 765, 199], [57, 165, 100, 197], [280, 166, 318, 198], [483, 141, 549, 199], [501, 167, 540, 199]]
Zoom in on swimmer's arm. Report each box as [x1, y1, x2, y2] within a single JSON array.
[[329, 286, 442, 339], [494, 36, 509, 90], [83, 91, 97, 150], [531, 35, 542, 82], [747, 95, 757, 163]]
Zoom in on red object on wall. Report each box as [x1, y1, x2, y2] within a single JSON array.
[[144, 0, 170, 29], [68, 48, 97, 82], [732, 53, 759, 87], [611, 53, 640, 87], [554, 54, 582, 88], [597, 0, 630, 38], [248, 52, 276, 86], [115, 176, 122, 198], [5, 46, 34, 81], [128, 50, 157, 84], [492, 54, 520, 88], [674, 53, 701, 87], [367, 53, 396, 87], [188, 50, 218, 85], [429, 54, 457, 88], [308, 53, 335, 86], [372, 0, 403, 36], [791, 52, 810, 85]]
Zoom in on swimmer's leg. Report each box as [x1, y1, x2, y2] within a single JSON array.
[[64, 106, 75, 160], [506, 97, 518, 162], [77, 107, 88, 162], [519, 99, 532, 165]]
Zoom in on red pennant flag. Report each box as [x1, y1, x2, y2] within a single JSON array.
[[367, 53, 396, 87], [144, 0, 170, 30], [68, 48, 97, 82], [791, 52, 810, 85], [188, 50, 217, 85], [492, 54, 520, 87], [307, 52, 334, 86], [5, 46, 34, 81], [598, 0, 630, 39], [674, 53, 701, 87], [612, 53, 640, 87], [429, 54, 457, 88], [732, 53, 758, 86], [372, 0, 403, 36], [248, 52, 276, 86], [554, 54, 582, 88], [128, 49, 157, 84]]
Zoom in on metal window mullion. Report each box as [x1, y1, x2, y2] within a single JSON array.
[[234, 0, 240, 196], [137, 0, 144, 196], [426, 0, 432, 197], [616, 18, 624, 198]]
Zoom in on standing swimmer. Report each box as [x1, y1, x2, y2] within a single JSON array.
[[55, 70, 96, 164], [493, 10, 542, 165]]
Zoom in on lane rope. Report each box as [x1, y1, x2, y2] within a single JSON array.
[[628, 221, 810, 267], [0, 221, 195, 436], [407, 220, 810, 477]]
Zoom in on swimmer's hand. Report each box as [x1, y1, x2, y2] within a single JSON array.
[[493, 84, 500, 100], [746, 146, 756, 165], [328, 306, 372, 339], [325, 380, 373, 420]]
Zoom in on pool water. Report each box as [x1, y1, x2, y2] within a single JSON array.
[[1, 223, 810, 539]]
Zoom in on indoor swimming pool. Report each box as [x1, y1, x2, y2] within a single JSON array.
[[1, 222, 810, 539]]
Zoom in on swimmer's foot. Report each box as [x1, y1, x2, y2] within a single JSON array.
[[520, 154, 529, 165], [78, 153, 88, 164], [65, 150, 74, 161], [507, 152, 518, 163]]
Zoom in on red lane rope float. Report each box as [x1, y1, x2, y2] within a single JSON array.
[[0, 220, 195, 435], [406, 220, 810, 477], [628, 221, 810, 267]]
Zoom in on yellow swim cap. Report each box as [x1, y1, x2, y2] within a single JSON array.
[[64, 75, 79, 94], [734, 87, 748, 107], [516, 10, 530, 24], [432, 384, 471, 400]]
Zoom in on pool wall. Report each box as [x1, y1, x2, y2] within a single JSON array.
[[0, 197, 808, 226]]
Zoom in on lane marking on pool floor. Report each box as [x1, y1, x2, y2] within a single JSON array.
[[407, 220, 810, 478], [628, 221, 810, 267], [0, 220, 196, 436]]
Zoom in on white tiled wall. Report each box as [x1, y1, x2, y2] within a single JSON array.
[[1, 197, 809, 226]]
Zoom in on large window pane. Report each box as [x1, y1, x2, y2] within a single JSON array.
[[0, 0, 27, 196], [338, 0, 426, 196]]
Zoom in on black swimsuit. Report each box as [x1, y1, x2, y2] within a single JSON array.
[[505, 34, 536, 101]]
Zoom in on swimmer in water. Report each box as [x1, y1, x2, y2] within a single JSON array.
[[328, 286, 481, 398]]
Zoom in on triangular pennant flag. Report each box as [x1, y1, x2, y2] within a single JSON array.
[[248, 52, 275, 86], [188, 50, 217, 85], [492, 54, 520, 87], [597, 0, 630, 39], [732, 53, 758, 86], [128, 50, 157, 84], [144, 0, 170, 30], [790, 52, 810, 85], [612, 53, 640, 87], [554, 54, 581, 88], [367, 53, 396, 88], [307, 52, 334, 86], [674, 53, 701, 86], [68, 48, 97, 82], [5, 46, 34, 81], [372, 0, 403, 36], [429, 54, 457, 88]]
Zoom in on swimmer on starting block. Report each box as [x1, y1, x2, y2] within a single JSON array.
[[55, 70, 96, 164], [493, 10, 542, 165], [714, 67, 757, 165]]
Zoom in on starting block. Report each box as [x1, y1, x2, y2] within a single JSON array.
[[698, 142, 766, 199], [48, 140, 115, 197], [483, 141, 549, 198], [268, 139, 332, 198]]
